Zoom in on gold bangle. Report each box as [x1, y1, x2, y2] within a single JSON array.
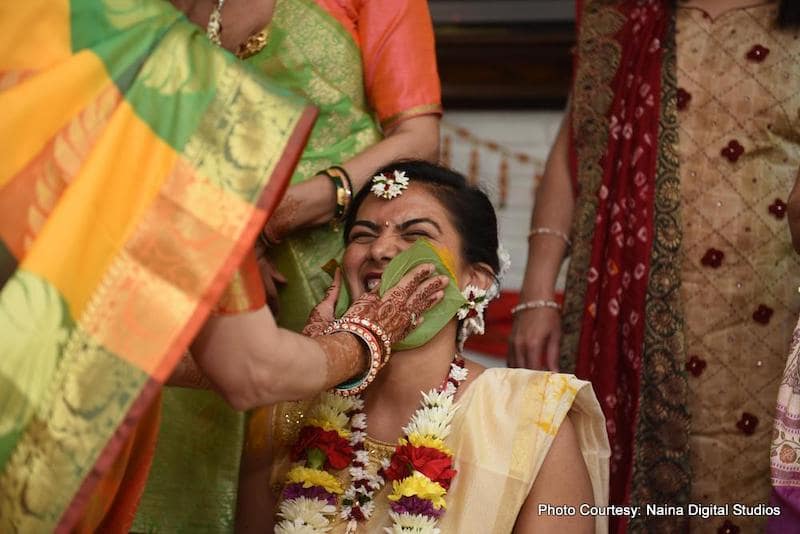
[[320, 166, 352, 223]]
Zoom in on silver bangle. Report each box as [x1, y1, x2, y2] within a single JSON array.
[[511, 299, 561, 315], [528, 227, 572, 247]]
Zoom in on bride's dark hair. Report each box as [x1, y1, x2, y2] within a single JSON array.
[[343, 160, 500, 274]]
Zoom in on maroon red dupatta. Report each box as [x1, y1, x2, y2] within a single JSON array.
[[564, 1, 690, 532]]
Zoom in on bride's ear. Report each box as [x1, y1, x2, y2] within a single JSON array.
[[462, 262, 495, 293]]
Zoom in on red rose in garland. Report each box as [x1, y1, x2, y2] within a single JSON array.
[[383, 443, 457, 489], [291, 426, 354, 470]]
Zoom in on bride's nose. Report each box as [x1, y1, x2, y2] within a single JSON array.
[[368, 232, 401, 264]]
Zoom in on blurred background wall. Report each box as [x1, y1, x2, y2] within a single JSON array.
[[430, 1, 575, 363]]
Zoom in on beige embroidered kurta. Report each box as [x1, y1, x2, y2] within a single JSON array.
[[269, 369, 610, 533], [677, 4, 800, 531]]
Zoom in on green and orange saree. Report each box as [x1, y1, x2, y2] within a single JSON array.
[[0, 0, 315, 531], [133, 1, 442, 530]]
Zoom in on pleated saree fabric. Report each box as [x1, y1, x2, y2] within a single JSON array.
[[0, 1, 315, 531]]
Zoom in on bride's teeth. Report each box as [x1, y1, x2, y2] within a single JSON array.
[[366, 278, 380, 290]]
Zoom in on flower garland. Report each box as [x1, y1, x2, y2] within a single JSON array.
[[340, 407, 384, 532], [276, 358, 468, 533], [275, 393, 360, 532]]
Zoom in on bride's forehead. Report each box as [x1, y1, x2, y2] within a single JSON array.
[[357, 185, 443, 218]]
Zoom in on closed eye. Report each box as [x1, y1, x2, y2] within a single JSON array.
[[348, 220, 380, 243], [348, 232, 377, 244], [402, 230, 431, 240]]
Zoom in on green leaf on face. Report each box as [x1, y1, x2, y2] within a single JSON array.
[[333, 270, 351, 319], [379, 239, 466, 350], [329, 239, 466, 350]]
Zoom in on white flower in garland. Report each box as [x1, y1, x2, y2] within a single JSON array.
[[404, 407, 456, 438], [456, 285, 488, 350], [385, 512, 441, 533], [275, 523, 326, 534], [449, 362, 469, 383], [421, 389, 456, 410], [371, 170, 410, 199], [351, 412, 367, 429], [487, 244, 512, 300], [318, 391, 363, 414], [276, 497, 336, 533]]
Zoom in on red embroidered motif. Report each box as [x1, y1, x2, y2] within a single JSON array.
[[768, 198, 787, 219], [746, 44, 769, 62], [701, 248, 724, 268], [685, 355, 707, 377], [752, 304, 774, 325], [736, 412, 758, 435], [721, 140, 744, 163]]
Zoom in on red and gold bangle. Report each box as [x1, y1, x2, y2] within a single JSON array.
[[340, 316, 392, 365], [324, 320, 383, 396]]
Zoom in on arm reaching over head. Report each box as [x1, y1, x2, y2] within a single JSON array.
[[261, 115, 440, 245], [186, 264, 447, 409]]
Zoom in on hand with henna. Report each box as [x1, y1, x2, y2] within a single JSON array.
[[342, 263, 449, 346], [303, 268, 343, 337]]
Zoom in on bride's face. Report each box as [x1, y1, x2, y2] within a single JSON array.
[[342, 184, 466, 300]]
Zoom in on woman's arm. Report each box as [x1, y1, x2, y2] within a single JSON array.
[[190, 308, 365, 409], [189, 263, 447, 410], [513, 415, 594, 533], [508, 112, 573, 370], [263, 115, 440, 241]]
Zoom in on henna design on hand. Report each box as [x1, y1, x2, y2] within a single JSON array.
[[302, 268, 342, 337], [315, 332, 370, 388], [262, 194, 302, 245], [167, 351, 214, 389], [303, 307, 329, 337], [342, 264, 448, 345]]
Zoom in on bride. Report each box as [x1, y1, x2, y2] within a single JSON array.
[[239, 160, 609, 533]]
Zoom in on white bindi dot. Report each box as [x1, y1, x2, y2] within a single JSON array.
[[384, 221, 390, 228]]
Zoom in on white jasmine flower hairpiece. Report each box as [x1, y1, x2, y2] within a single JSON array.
[[371, 170, 410, 199]]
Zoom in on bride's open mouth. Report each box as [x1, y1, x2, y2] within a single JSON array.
[[362, 272, 382, 292]]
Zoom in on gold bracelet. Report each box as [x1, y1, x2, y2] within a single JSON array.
[[320, 166, 353, 224], [511, 299, 561, 315], [528, 227, 572, 247]]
